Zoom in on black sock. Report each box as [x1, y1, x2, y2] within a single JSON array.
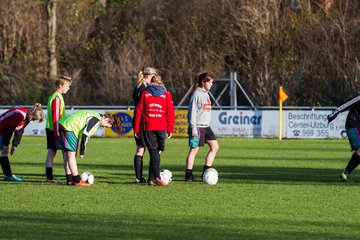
[[149, 149, 161, 179], [345, 152, 360, 174], [66, 174, 73, 183], [186, 169, 193, 178], [73, 175, 81, 183], [46, 167, 53, 180], [134, 155, 143, 179], [0, 156, 12, 176], [202, 165, 211, 178]]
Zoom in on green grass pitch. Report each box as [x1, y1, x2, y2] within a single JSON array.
[[0, 137, 359, 239]]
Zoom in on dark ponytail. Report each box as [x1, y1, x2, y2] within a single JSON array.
[[192, 72, 215, 92]]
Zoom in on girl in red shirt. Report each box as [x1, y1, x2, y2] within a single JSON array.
[[133, 73, 175, 186], [0, 103, 44, 181]]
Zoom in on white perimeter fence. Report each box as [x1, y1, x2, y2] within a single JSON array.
[[0, 106, 347, 139]]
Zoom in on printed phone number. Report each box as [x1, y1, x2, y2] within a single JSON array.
[[294, 129, 329, 137]]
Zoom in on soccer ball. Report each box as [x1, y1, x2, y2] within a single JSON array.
[[80, 171, 94, 185], [203, 168, 218, 185], [160, 169, 172, 184]]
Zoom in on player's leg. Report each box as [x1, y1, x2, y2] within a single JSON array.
[[0, 145, 21, 181], [185, 147, 199, 181], [62, 150, 73, 185], [339, 149, 360, 182], [185, 127, 202, 182], [201, 127, 219, 178], [154, 131, 167, 186], [67, 151, 78, 176], [134, 133, 146, 183], [45, 129, 60, 183], [58, 127, 73, 185], [0, 135, 22, 181], [66, 151, 89, 186], [339, 128, 360, 182], [144, 131, 161, 185], [45, 149, 59, 183], [202, 140, 219, 177]]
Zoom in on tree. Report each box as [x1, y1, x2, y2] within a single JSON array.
[[47, 0, 58, 81]]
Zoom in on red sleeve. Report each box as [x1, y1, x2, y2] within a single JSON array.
[[166, 93, 175, 133], [51, 97, 61, 138], [134, 91, 145, 134]]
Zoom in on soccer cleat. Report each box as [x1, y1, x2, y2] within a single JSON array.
[[74, 180, 91, 186], [155, 178, 168, 186], [135, 177, 147, 184], [147, 180, 156, 186], [46, 179, 60, 184], [338, 172, 349, 182], [67, 181, 75, 186], [4, 175, 23, 182], [185, 175, 195, 182]]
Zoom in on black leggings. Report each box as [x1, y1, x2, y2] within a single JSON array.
[[144, 130, 166, 181]]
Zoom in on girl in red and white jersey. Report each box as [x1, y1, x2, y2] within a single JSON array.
[[0, 103, 44, 181], [133, 72, 175, 186]]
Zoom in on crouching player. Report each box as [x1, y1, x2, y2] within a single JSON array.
[[58, 110, 122, 186], [0, 103, 44, 181]]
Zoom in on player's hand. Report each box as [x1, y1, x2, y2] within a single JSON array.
[[80, 155, 84, 159], [10, 146, 16, 155], [192, 129, 197, 137], [135, 133, 139, 139], [166, 132, 172, 139], [327, 110, 338, 123]]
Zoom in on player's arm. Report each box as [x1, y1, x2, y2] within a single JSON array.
[[51, 97, 61, 139], [12, 128, 24, 147], [5, 114, 23, 155], [328, 95, 360, 122], [188, 94, 198, 136], [166, 93, 175, 138], [134, 91, 145, 136], [79, 117, 100, 157], [11, 128, 25, 155]]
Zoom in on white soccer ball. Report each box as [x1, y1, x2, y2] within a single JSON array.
[[80, 171, 94, 185], [203, 168, 218, 185], [160, 169, 172, 184]]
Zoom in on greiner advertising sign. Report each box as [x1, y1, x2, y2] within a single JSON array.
[[211, 110, 278, 137]]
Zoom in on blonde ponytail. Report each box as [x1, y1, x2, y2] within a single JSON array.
[[136, 71, 145, 88], [29, 103, 44, 122], [136, 67, 159, 88]]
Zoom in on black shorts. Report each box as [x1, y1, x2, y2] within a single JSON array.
[[143, 130, 166, 152], [134, 132, 146, 148], [46, 128, 57, 150], [188, 126, 216, 148]]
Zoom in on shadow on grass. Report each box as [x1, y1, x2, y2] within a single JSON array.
[[0, 210, 356, 240], [9, 161, 354, 186], [221, 145, 348, 152]]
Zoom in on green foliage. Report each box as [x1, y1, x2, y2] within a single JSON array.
[[0, 137, 359, 239]]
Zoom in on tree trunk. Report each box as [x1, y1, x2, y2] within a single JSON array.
[[47, 0, 57, 80]]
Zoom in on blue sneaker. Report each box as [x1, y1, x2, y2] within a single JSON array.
[[4, 175, 23, 182]]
